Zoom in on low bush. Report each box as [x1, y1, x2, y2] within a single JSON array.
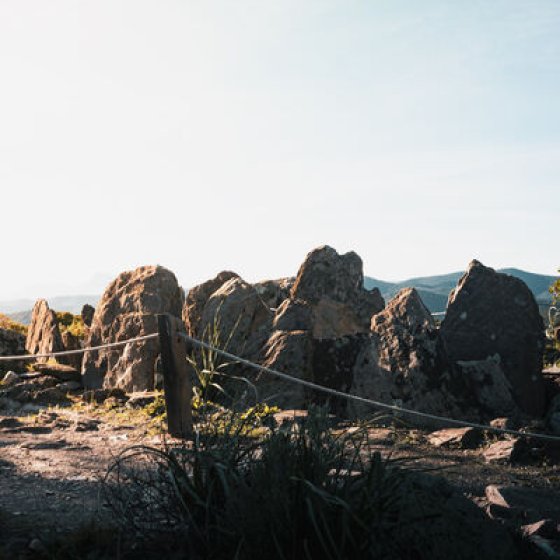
[[0, 313, 27, 336], [102, 406, 518, 560], [56, 311, 86, 339]]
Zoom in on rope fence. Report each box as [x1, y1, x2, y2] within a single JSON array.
[[177, 332, 560, 443], [1, 324, 559, 442], [0, 333, 158, 362]]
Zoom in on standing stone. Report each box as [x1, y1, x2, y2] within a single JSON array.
[[441, 261, 546, 416], [81, 304, 95, 327], [370, 288, 466, 423], [198, 277, 273, 361], [291, 246, 384, 338], [371, 288, 446, 381], [183, 271, 239, 337], [25, 300, 64, 363], [81, 265, 183, 392], [257, 246, 385, 411]]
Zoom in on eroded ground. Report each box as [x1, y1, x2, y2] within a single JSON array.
[[1, 399, 560, 559]]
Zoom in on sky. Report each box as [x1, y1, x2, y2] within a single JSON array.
[[1, 0, 559, 300]]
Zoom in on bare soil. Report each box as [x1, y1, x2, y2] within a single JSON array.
[[1, 400, 560, 558]]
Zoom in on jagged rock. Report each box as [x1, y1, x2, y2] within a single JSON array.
[[370, 288, 465, 424], [81, 304, 95, 327], [372, 288, 446, 378], [183, 270, 239, 337], [25, 300, 64, 363], [254, 278, 293, 310], [291, 246, 384, 338], [427, 427, 483, 449], [0, 328, 26, 372], [257, 247, 386, 411], [441, 261, 546, 416], [198, 277, 273, 361], [82, 265, 183, 392]]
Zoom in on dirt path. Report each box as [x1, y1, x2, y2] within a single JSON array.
[[1, 404, 560, 558]]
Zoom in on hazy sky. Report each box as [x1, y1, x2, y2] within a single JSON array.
[[1, 1, 559, 300]]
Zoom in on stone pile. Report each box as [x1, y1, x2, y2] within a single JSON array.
[[176, 249, 554, 427]]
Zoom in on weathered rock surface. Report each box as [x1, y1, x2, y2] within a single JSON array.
[[255, 247, 386, 410], [291, 246, 384, 338], [261, 330, 309, 407], [254, 278, 293, 310], [25, 300, 64, 363], [82, 265, 183, 392], [369, 288, 465, 424], [183, 270, 239, 337], [0, 328, 26, 372], [441, 260, 546, 416], [199, 277, 273, 360], [454, 357, 519, 418]]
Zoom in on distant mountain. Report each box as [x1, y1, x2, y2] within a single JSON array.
[[365, 268, 557, 314], [0, 267, 556, 324], [0, 295, 99, 324]]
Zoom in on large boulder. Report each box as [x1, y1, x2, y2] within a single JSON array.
[[454, 357, 518, 419], [256, 246, 385, 411], [198, 277, 273, 361], [81, 265, 183, 392], [291, 246, 384, 338], [25, 299, 64, 363], [441, 261, 546, 416], [372, 288, 446, 381], [183, 271, 239, 337], [369, 288, 466, 425], [261, 330, 310, 407], [0, 328, 26, 372]]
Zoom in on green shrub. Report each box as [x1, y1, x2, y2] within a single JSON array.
[[102, 406, 516, 560], [0, 313, 27, 335], [56, 311, 86, 339]]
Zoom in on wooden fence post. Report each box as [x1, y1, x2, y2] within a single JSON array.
[[157, 314, 193, 438]]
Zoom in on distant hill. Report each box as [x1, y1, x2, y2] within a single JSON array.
[[365, 268, 557, 314], [0, 295, 99, 325], [0, 267, 556, 324]]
